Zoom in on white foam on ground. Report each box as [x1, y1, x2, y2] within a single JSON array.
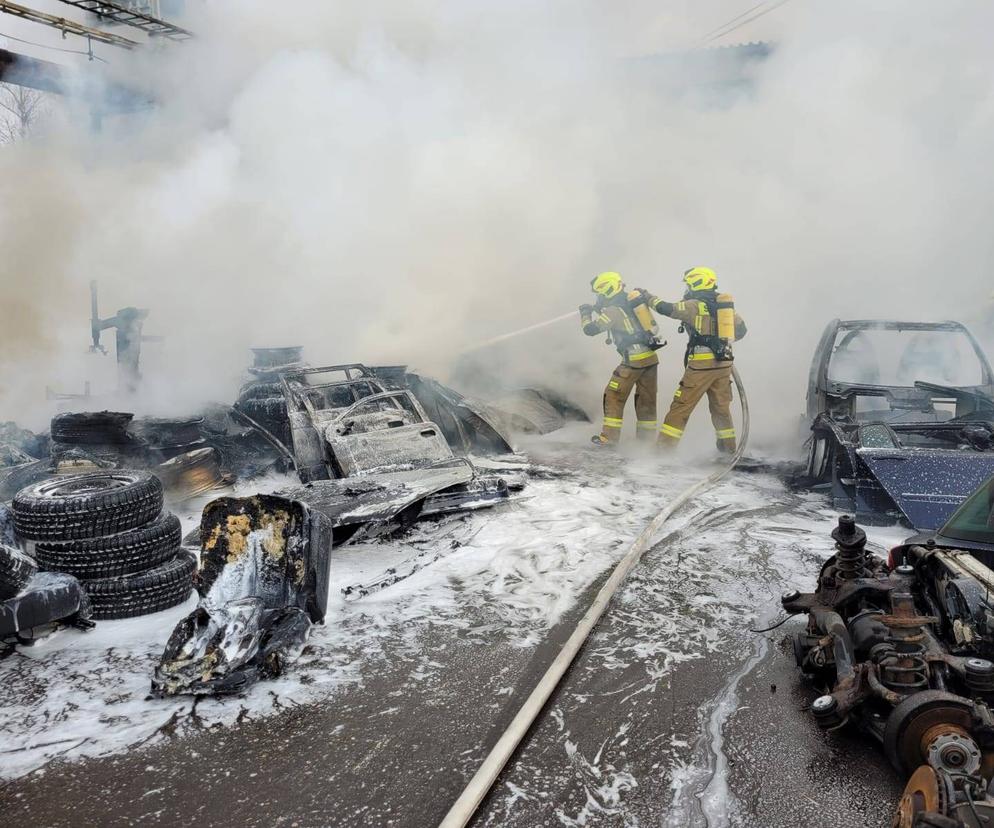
[[0, 425, 705, 780]]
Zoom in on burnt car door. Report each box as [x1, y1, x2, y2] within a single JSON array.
[[323, 391, 453, 476]]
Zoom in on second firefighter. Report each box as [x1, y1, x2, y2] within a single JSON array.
[[649, 267, 747, 453]]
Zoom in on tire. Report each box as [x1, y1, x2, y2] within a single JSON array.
[[131, 417, 204, 449], [50, 411, 133, 445], [237, 395, 287, 421], [12, 472, 164, 542], [81, 551, 196, 620], [0, 543, 37, 600], [31, 512, 182, 579]]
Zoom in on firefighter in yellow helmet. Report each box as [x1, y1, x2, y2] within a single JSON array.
[[648, 267, 747, 453], [580, 272, 667, 446]]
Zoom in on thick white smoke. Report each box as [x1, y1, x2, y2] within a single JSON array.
[[1, 1, 993, 451]]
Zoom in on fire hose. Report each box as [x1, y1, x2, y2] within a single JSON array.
[[438, 363, 750, 828]]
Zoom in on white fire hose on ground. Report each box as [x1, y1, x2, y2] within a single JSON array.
[[438, 362, 750, 828]]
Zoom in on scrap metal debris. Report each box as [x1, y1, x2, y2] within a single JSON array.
[[156, 446, 233, 501], [783, 477, 994, 825]]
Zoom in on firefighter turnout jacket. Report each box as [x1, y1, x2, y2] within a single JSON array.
[[650, 290, 747, 451], [581, 289, 664, 443], [580, 290, 664, 368]]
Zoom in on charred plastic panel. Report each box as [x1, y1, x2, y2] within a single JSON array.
[[281, 459, 476, 542], [152, 495, 332, 696], [403, 373, 513, 455], [487, 387, 591, 435], [1, 573, 93, 642]]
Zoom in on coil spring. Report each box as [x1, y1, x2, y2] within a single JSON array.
[[878, 643, 929, 693], [835, 543, 867, 580]]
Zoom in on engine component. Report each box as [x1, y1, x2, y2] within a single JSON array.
[[831, 514, 868, 579], [965, 657, 994, 695], [925, 731, 982, 776], [787, 510, 994, 826], [893, 765, 946, 828], [811, 694, 846, 730]]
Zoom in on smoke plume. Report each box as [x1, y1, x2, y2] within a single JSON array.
[[1, 1, 993, 451]]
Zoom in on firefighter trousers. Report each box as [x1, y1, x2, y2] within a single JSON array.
[[600, 362, 658, 443], [658, 364, 736, 452]]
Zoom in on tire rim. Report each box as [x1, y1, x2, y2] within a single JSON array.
[[33, 473, 141, 499]]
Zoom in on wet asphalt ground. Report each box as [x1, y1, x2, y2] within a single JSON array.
[[0, 444, 906, 827]]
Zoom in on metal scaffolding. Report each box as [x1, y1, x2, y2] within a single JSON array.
[[0, 0, 139, 49], [54, 1, 191, 41]]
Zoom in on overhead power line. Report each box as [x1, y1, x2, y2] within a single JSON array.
[[0, 29, 108, 61], [0, 0, 139, 50], [700, 0, 796, 45], [697, 2, 769, 43]]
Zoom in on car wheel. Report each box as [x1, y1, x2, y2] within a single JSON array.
[[50, 411, 134, 445], [12, 472, 164, 541]]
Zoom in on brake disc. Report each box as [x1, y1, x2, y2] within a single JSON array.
[[893, 765, 944, 828], [882, 691, 975, 777]]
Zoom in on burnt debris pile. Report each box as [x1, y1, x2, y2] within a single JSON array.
[[0, 349, 589, 690]]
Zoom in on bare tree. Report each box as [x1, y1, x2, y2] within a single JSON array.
[[0, 83, 47, 144]]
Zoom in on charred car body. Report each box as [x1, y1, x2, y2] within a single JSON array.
[[803, 320, 994, 530], [784, 475, 994, 826]]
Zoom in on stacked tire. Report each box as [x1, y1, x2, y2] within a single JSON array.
[[12, 472, 195, 620], [0, 543, 37, 600], [49, 411, 141, 470], [234, 381, 292, 445]]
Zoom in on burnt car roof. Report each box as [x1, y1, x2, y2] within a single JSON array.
[[802, 319, 994, 531], [807, 319, 994, 422]]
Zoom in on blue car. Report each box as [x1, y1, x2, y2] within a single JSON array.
[[803, 319, 994, 530]]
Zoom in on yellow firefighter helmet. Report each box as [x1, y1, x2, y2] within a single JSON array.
[[591, 271, 623, 298], [683, 267, 717, 292]]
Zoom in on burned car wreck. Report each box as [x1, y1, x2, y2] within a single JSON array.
[[803, 320, 994, 530], [0, 348, 588, 687], [783, 474, 994, 826], [268, 364, 520, 536]]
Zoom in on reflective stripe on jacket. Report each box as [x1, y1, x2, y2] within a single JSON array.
[[580, 296, 659, 367]]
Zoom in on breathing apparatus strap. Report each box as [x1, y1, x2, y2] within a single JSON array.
[[682, 293, 732, 365]]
